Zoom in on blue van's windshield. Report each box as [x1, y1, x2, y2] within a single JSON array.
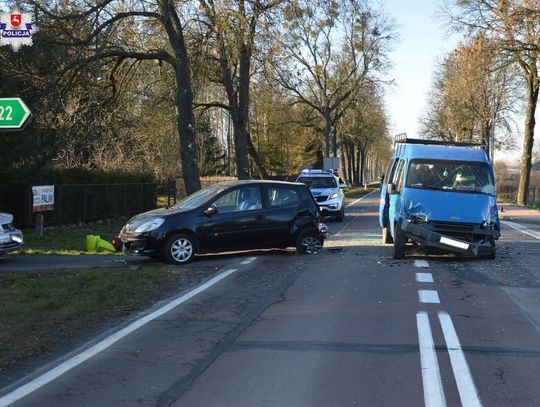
[[406, 159, 496, 196]]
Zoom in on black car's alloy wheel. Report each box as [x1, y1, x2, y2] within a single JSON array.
[[296, 230, 322, 254], [164, 233, 196, 264]]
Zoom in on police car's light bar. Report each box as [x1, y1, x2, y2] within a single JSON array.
[[301, 169, 334, 175]]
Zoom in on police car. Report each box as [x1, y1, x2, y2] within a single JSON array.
[[296, 169, 346, 222]]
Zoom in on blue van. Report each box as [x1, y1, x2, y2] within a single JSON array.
[[379, 135, 499, 259]]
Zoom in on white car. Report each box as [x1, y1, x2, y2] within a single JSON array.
[[0, 212, 23, 255], [296, 169, 346, 222]]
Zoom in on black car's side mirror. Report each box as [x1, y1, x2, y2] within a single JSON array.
[[387, 183, 397, 194], [204, 206, 218, 217]]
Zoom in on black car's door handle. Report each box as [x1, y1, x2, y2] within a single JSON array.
[[255, 215, 265, 220]]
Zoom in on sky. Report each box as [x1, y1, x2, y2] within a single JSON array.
[[382, 0, 535, 163], [383, 0, 459, 138]]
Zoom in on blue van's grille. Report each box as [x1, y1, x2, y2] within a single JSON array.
[[315, 196, 328, 203], [430, 221, 477, 232]]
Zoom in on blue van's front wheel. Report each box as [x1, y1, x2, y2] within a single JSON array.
[[392, 224, 406, 259]]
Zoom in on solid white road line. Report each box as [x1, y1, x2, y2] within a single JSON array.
[[501, 220, 540, 240], [0, 268, 240, 407], [414, 260, 430, 268], [416, 273, 434, 283], [418, 290, 440, 304], [438, 312, 483, 407], [345, 188, 380, 208], [240, 257, 257, 265], [416, 311, 447, 407]]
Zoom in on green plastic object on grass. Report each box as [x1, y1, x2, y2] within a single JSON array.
[[85, 234, 115, 253]]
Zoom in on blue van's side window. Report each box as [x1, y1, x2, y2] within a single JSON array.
[[392, 160, 405, 193]]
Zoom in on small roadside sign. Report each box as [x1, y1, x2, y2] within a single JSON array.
[[32, 185, 54, 212], [0, 98, 31, 130]]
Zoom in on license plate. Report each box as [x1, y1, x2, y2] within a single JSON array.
[[440, 236, 469, 250]]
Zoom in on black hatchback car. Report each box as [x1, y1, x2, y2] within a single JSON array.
[[120, 180, 328, 264]]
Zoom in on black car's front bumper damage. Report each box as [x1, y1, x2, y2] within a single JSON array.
[[120, 232, 163, 256], [401, 220, 499, 256]]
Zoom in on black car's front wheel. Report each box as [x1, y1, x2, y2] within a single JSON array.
[[296, 229, 323, 254], [163, 233, 196, 265]]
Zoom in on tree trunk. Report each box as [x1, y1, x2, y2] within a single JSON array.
[[161, 1, 201, 194], [359, 147, 366, 186], [517, 70, 539, 206], [355, 148, 361, 185], [340, 143, 348, 181], [246, 132, 269, 179], [323, 108, 332, 157]]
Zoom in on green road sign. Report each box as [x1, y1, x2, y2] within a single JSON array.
[[0, 98, 31, 130]]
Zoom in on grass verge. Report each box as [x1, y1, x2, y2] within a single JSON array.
[[16, 221, 126, 255], [344, 187, 377, 199], [0, 265, 215, 371]]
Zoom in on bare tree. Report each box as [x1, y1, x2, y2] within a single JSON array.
[[444, 0, 540, 204], [28, 0, 202, 193], [198, 0, 281, 179], [420, 34, 518, 160], [273, 0, 395, 158]]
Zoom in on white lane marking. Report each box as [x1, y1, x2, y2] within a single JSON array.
[[0, 268, 240, 407], [333, 189, 380, 237], [501, 220, 540, 240], [418, 290, 440, 304], [414, 260, 430, 268], [345, 188, 380, 208], [438, 312, 483, 407], [240, 257, 257, 265], [416, 273, 434, 283], [416, 311, 447, 407]]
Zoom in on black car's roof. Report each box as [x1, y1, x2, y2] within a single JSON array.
[[208, 179, 306, 188]]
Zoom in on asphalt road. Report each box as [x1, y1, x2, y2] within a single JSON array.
[[2, 191, 540, 406]]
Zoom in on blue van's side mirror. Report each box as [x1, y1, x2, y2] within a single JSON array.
[[387, 183, 397, 194]]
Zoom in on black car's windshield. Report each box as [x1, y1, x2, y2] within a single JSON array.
[[406, 159, 496, 196], [297, 176, 337, 189], [174, 184, 228, 210]]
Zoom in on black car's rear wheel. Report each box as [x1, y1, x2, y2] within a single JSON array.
[[163, 233, 196, 265], [392, 224, 406, 259], [296, 229, 322, 254]]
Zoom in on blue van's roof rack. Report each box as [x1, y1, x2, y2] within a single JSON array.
[[394, 133, 486, 156]]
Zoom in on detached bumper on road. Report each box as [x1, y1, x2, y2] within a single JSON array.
[[402, 221, 498, 256]]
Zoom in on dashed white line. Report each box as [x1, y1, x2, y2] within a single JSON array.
[[240, 257, 257, 265], [416, 311, 447, 407], [414, 260, 430, 268], [0, 268, 240, 407], [416, 273, 434, 283], [438, 312, 483, 407], [501, 220, 540, 240], [345, 188, 380, 208], [418, 290, 440, 304]]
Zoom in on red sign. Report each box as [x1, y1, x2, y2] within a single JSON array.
[[10, 14, 21, 27]]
